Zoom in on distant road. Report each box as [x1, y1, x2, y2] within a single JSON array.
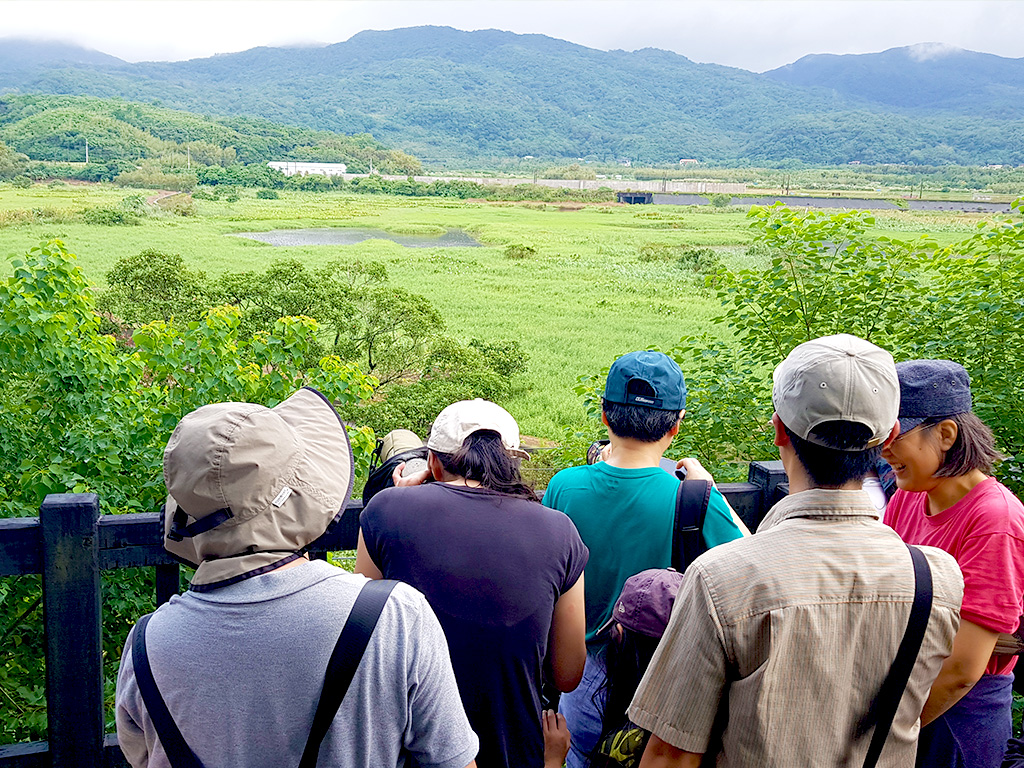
[[342, 173, 745, 195], [342, 174, 1010, 213], [669, 195, 1012, 213]]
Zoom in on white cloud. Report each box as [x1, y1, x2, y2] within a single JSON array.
[[907, 42, 964, 62]]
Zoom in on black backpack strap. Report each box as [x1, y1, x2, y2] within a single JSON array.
[[859, 544, 933, 768], [131, 613, 205, 768], [299, 579, 399, 768], [671, 478, 713, 572]]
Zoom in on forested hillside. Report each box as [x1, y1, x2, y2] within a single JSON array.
[[0, 94, 422, 172], [1, 28, 1023, 165], [765, 44, 1024, 119]]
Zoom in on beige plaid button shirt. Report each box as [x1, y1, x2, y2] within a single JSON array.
[[629, 489, 964, 768]]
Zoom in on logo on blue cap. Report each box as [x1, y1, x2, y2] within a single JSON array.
[[603, 351, 687, 412]]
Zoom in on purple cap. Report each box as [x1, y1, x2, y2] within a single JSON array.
[[598, 568, 684, 639]]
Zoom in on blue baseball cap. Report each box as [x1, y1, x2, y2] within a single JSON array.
[[895, 360, 972, 434], [603, 351, 686, 412]]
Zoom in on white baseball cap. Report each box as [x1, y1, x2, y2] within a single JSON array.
[[772, 334, 899, 450], [427, 399, 530, 459]]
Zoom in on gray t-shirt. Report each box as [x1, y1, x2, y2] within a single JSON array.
[[116, 559, 479, 768]]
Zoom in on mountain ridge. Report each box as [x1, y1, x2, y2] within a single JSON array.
[[765, 44, 1024, 118], [1, 28, 1022, 165]]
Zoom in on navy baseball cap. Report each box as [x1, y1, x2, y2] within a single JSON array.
[[604, 351, 686, 412], [895, 360, 972, 434]]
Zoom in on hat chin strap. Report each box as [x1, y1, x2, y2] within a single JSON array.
[[167, 507, 234, 541]]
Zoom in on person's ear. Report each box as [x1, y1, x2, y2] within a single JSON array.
[[668, 411, 683, 437], [772, 413, 790, 448], [600, 410, 610, 428], [883, 422, 901, 448], [934, 419, 959, 451], [427, 451, 444, 481]]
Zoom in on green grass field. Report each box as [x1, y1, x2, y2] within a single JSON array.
[[0, 183, 998, 440]]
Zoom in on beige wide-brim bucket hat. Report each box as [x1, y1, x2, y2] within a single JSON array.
[[162, 387, 353, 591]]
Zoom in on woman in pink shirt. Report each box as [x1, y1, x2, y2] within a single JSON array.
[[883, 359, 1024, 768]]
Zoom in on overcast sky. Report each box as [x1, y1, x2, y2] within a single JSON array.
[[2, 0, 1022, 72]]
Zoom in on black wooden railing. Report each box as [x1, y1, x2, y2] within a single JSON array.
[[0, 461, 788, 768]]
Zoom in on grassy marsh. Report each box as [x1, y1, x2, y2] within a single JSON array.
[[0, 184, 995, 439]]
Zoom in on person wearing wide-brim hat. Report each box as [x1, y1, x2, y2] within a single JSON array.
[[883, 360, 1024, 768], [357, 398, 589, 768], [115, 387, 480, 768]]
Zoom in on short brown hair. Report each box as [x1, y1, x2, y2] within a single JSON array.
[[925, 412, 1004, 477]]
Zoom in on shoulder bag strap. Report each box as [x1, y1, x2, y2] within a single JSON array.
[[131, 613, 206, 768], [860, 544, 933, 768], [298, 579, 400, 768], [671, 478, 713, 572]]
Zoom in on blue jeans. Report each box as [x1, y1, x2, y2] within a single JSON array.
[[560, 652, 607, 768], [917, 674, 1013, 768]]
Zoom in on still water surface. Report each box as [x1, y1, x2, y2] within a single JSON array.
[[230, 228, 483, 248]]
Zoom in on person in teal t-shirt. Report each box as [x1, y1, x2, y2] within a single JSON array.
[[543, 350, 747, 768]]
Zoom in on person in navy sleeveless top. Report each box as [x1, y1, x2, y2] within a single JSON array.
[[358, 400, 588, 768]]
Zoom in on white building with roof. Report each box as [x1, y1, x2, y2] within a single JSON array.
[[268, 161, 347, 177]]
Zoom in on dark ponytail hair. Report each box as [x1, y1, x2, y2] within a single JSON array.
[[589, 627, 661, 767], [433, 430, 537, 501]]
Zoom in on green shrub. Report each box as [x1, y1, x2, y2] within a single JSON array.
[[118, 194, 148, 215], [468, 338, 530, 379], [676, 246, 719, 275], [11, 175, 31, 189], [82, 207, 141, 226], [543, 163, 597, 180], [99, 249, 209, 325], [256, 188, 280, 199], [115, 166, 197, 191], [505, 243, 537, 260], [352, 336, 517, 436], [637, 243, 675, 262], [638, 243, 719, 276], [0, 207, 72, 228], [164, 196, 196, 217], [708, 193, 733, 207]]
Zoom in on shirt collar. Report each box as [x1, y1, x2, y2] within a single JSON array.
[[759, 488, 880, 531], [187, 558, 351, 603]]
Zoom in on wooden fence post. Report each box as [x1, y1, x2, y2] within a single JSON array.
[[155, 563, 180, 606], [747, 460, 789, 530], [40, 493, 104, 768]]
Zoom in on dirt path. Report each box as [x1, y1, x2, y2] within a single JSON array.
[[146, 190, 185, 206]]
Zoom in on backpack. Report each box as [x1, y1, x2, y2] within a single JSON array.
[[671, 470, 713, 572]]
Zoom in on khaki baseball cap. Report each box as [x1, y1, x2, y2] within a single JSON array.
[[162, 387, 353, 591], [427, 399, 530, 459], [772, 334, 899, 450]]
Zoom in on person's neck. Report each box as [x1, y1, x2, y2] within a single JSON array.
[[925, 470, 988, 515], [782, 449, 862, 494], [438, 471, 481, 488], [604, 435, 670, 469], [271, 554, 310, 574]]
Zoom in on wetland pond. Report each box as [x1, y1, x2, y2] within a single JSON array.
[[230, 228, 483, 248]]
